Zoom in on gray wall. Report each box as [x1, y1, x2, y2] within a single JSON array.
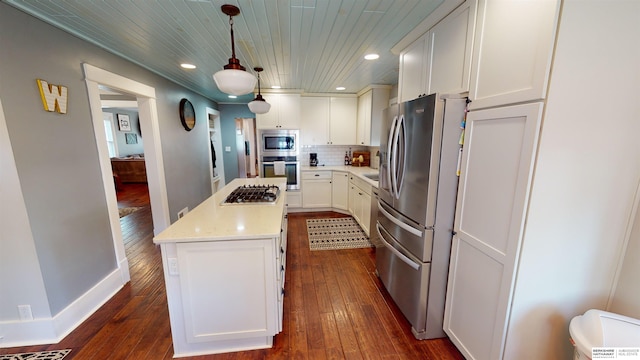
[[0, 3, 217, 316], [218, 104, 255, 183]]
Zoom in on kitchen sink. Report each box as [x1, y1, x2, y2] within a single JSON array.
[[363, 173, 379, 181]]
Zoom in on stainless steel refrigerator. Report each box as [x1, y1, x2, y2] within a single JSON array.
[[376, 94, 466, 340]]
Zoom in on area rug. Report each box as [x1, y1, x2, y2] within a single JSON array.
[[118, 206, 143, 218], [0, 349, 71, 360], [306, 217, 373, 251]]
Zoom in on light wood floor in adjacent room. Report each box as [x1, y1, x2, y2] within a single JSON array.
[[1, 183, 464, 359]]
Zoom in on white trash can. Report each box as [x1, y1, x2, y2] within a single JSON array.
[[569, 309, 640, 360]]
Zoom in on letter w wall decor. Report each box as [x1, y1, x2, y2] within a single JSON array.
[[36, 79, 68, 114]]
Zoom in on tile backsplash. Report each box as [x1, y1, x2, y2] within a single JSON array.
[[301, 145, 379, 167]]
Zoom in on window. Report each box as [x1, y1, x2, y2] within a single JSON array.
[[102, 112, 117, 157]]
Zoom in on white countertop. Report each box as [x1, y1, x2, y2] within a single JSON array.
[[300, 165, 379, 188], [153, 177, 287, 244]]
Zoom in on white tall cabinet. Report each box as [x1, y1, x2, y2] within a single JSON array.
[[444, 1, 640, 359]]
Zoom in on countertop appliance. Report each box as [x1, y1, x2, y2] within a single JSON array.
[[376, 94, 466, 340], [310, 153, 318, 166], [222, 184, 280, 204]]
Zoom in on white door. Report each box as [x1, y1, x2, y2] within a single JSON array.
[[444, 103, 542, 360]]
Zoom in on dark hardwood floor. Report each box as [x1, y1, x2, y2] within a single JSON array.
[[1, 183, 464, 359]]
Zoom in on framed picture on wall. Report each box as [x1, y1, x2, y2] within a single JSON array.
[[117, 114, 131, 131], [125, 133, 138, 144]]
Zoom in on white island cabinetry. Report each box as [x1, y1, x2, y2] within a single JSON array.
[[153, 178, 288, 357]]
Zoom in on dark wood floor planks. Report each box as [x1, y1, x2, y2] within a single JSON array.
[[1, 184, 464, 360]]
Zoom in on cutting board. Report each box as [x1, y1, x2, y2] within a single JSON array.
[[352, 151, 370, 167]]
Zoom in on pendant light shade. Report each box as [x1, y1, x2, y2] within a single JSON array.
[[213, 69, 256, 96], [248, 67, 271, 114], [248, 96, 271, 114], [213, 5, 257, 96]]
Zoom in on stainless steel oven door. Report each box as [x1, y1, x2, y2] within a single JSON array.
[[261, 161, 300, 190]]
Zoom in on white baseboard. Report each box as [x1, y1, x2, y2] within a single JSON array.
[[0, 266, 127, 348]]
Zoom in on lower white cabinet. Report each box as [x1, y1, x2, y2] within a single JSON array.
[[302, 171, 332, 208], [349, 175, 372, 236], [285, 190, 302, 208], [331, 171, 349, 210]]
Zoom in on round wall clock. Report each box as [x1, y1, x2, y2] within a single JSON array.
[[179, 98, 196, 131]]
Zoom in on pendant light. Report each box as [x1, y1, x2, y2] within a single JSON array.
[[248, 67, 271, 114], [212, 4, 257, 96]]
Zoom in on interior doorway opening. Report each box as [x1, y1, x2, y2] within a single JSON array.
[[235, 118, 258, 178], [84, 63, 170, 284], [207, 107, 225, 193]]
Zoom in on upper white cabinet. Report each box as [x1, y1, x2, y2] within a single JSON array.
[[330, 97, 357, 145], [300, 96, 357, 145], [468, 0, 560, 110], [398, 1, 476, 103], [398, 35, 429, 103], [357, 86, 390, 146], [300, 97, 329, 145], [429, 1, 475, 96], [256, 93, 301, 129]]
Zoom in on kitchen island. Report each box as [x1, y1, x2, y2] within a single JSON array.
[[153, 177, 288, 357]]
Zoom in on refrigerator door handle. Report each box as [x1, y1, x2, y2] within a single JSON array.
[[395, 114, 406, 198], [378, 201, 423, 237], [388, 115, 398, 198], [377, 223, 420, 271]]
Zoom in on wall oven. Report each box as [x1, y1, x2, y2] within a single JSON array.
[[260, 156, 300, 190], [258, 129, 300, 190]]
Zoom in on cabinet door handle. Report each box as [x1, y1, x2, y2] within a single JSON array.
[[315, 174, 320, 177]]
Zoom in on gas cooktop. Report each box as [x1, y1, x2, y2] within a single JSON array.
[[222, 185, 280, 205]]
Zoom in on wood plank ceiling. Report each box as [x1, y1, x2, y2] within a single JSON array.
[[4, 0, 444, 103]]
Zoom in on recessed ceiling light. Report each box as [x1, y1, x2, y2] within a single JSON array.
[[271, 85, 281, 89], [336, 86, 346, 91], [228, 95, 237, 99], [180, 63, 196, 69], [364, 53, 379, 60]]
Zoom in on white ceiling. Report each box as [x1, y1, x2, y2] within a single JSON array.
[[5, 0, 450, 103]]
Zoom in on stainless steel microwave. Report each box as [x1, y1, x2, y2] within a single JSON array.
[[258, 129, 299, 157]]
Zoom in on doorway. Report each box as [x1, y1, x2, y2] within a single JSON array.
[[83, 63, 170, 284], [235, 118, 258, 178], [206, 107, 225, 193]]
